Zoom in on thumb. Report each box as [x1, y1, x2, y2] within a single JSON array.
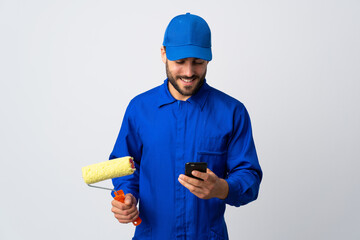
[[124, 194, 133, 206], [206, 168, 218, 180], [207, 168, 217, 176]]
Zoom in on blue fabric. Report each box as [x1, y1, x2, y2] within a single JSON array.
[[163, 13, 212, 61], [110, 79, 262, 240]]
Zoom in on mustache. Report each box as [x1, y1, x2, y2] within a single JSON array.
[[177, 75, 199, 80]]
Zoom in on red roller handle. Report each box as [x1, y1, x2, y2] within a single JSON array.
[[114, 190, 142, 226]]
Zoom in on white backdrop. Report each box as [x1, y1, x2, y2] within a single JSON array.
[[1, 0, 359, 239]]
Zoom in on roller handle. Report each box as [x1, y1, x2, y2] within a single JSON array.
[[114, 190, 142, 226]]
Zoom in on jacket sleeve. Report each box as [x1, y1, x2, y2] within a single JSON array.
[[225, 103, 262, 207], [109, 100, 142, 201]]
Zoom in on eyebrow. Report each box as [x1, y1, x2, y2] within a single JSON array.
[[176, 58, 203, 61]]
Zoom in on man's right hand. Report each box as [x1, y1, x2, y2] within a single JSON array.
[[111, 193, 139, 224]]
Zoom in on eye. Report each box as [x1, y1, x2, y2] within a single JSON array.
[[194, 59, 205, 64], [176, 60, 185, 64]]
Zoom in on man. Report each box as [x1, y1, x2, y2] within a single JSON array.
[[110, 13, 262, 240]]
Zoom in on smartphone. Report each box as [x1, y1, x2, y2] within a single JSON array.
[[185, 162, 207, 181]]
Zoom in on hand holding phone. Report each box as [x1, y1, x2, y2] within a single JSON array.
[[180, 163, 229, 200], [185, 162, 207, 181]]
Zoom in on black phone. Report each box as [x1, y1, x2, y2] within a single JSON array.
[[185, 162, 207, 181]]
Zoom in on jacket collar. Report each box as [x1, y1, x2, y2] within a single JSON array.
[[157, 79, 210, 110]]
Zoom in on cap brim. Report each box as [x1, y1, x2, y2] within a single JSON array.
[[166, 45, 212, 61]]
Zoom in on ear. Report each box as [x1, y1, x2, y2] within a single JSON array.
[[161, 46, 167, 64]]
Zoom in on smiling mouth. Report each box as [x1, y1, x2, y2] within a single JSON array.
[[180, 77, 196, 83]]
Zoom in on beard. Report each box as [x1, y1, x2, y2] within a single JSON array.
[[166, 61, 206, 97]]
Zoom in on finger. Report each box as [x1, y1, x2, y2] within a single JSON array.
[[118, 214, 139, 224], [130, 211, 140, 222], [124, 196, 132, 206], [113, 204, 138, 219], [179, 177, 212, 199], [194, 168, 218, 181], [191, 170, 209, 181], [115, 207, 139, 222], [179, 174, 203, 187], [112, 199, 132, 211], [206, 168, 214, 174], [113, 202, 137, 214], [124, 194, 135, 206], [118, 205, 138, 219], [178, 175, 200, 193]]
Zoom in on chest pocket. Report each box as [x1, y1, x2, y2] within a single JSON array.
[[196, 136, 228, 179]]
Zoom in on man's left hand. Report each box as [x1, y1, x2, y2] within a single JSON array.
[[178, 168, 229, 200]]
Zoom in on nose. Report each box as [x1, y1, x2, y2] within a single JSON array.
[[183, 61, 195, 77]]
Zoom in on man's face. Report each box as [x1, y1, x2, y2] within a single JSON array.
[[165, 57, 208, 100]]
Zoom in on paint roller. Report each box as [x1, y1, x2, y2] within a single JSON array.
[[82, 156, 141, 226]]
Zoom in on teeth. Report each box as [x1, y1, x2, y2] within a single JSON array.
[[181, 78, 194, 83]]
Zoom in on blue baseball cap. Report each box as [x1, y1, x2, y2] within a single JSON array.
[[163, 13, 212, 61]]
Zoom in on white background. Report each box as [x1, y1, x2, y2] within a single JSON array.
[[1, 0, 359, 239]]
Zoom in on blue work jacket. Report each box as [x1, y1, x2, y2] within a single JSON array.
[[110, 79, 262, 240]]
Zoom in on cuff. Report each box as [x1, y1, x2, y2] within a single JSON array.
[[224, 178, 242, 207]]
